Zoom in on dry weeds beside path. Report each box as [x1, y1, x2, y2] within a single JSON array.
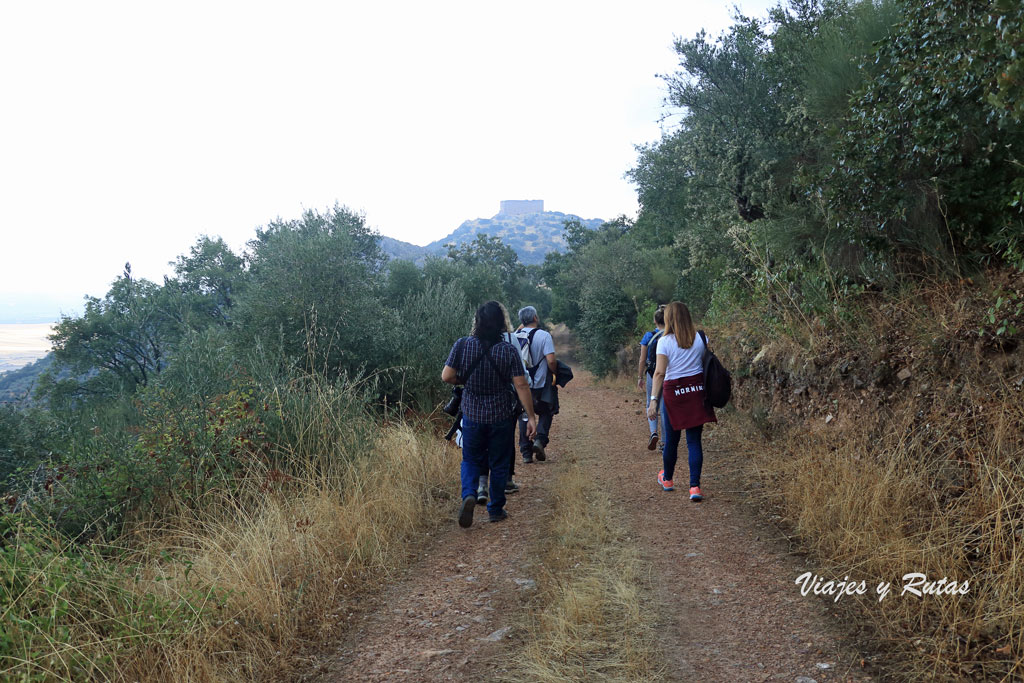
[[307, 366, 874, 682], [305, 433, 557, 682]]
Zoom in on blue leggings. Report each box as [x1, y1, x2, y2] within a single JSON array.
[[661, 411, 703, 487], [645, 374, 661, 436]]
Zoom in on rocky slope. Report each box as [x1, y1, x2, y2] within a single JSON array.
[[380, 211, 604, 265]]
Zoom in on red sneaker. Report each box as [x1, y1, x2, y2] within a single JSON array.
[[657, 470, 674, 491], [689, 486, 703, 502]]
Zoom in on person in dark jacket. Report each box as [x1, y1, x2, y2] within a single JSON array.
[[443, 301, 537, 527]]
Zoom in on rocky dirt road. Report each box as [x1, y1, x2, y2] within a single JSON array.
[[307, 366, 873, 682]]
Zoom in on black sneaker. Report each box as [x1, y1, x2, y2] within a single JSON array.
[[522, 454, 533, 464], [477, 476, 488, 506], [488, 509, 509, 523], [647, 433, 659, 451], [505, 480, 520, 493], [532, 439, 546, 462], [458, 495, 476, 528]]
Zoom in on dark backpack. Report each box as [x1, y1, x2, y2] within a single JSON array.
[[697, 330, 731, 408], [644, 331, 663, 377]]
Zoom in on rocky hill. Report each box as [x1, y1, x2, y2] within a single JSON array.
[[380, 209, 604, 265], [0, 354, 52, 403]]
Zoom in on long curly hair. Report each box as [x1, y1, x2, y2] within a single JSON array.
[[471, 300, 508, 344]]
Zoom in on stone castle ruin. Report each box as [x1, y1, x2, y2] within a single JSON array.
[[498, 199, 544, 216]]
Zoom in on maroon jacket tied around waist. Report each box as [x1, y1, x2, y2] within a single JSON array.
[[662, 373, 717, 431]]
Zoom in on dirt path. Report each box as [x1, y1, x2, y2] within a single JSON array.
[[306, 433, 557, 682], [564, 372, 873, 682], [308, 367, 873, 682]]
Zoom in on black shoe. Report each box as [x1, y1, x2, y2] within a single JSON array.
[[522, 454, 533, 464], [488, 509, 509, 523], [476, 479, 488, 506], [458, 496, 476, 528], [505, 480, 520, 493], [532, 439, 546, 461], [647, 433, 659, 451]]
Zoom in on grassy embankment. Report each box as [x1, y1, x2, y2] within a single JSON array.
[[708, 271, 1024, 680], [1, 381, 460, 682]]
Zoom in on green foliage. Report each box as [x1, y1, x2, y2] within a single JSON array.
[[545, 218, 682, 375], [0, 406, 44, 488], [392, 281, 472, 409], [47, 266, 185, 401], [384, 259, 426, 303], [609, 0, 1024, 368], [235, 204, 389, 378], [831, 0, 1024, 266], [172, 235, 247, 325], [443, 234, 531, 308], [0, 196, 561, 676]]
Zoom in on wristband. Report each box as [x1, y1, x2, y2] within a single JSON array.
[[650, 395, 658, 401]]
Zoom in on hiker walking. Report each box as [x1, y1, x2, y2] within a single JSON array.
[[646, 301, 716, 502], [637, 305, 666, 451], [442, 301, 537, 527], [515, 306, 557, 463], [475, 303, 528, 507]]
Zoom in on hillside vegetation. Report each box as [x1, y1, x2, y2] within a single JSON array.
[[2, 0, 1023, 679], [536, 0, 1024, 678], [0, 207, 552, 680]]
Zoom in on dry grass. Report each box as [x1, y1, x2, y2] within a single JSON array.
[[505, 456, 663, 682], [1, 424, 459, 682], [713, 276, 1024, 680]]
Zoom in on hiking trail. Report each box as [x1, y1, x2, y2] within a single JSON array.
[[304, 355, 873, 682]]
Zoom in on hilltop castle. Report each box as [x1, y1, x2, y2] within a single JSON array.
[[498, 199, 544, 216]]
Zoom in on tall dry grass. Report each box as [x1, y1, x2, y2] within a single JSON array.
[[507, 457, 663, 682], [1, 423, 459, 682], [714, 277, 1024, 680]]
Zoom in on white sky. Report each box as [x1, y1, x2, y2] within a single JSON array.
[[0, 0, 777, 319]]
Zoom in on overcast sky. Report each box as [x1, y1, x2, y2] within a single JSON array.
[[1, 0, 777, 320]]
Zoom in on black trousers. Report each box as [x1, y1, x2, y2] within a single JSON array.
[[519, 401, 554, 455]]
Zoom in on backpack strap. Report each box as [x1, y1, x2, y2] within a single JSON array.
[[462, 337, 515, 385], [524, 328, 540, 381], [458, 337, 491, 384], [697, 330, 711, 373]]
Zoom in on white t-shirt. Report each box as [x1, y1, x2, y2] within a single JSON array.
[[656, 331, 706, 380], [517, 327, 556, 389]]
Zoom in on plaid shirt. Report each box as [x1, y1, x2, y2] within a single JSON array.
[[445, 335, 524, 424]]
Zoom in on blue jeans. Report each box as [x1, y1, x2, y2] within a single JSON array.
[[461, 416, 516, 515], [661, 411, 703, 487], [645, 374, 662, 436]]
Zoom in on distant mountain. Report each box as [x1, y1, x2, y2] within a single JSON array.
[[379, 207, 604, 266], [0, 353, 52, 404], [379, 235, 430, 262]]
